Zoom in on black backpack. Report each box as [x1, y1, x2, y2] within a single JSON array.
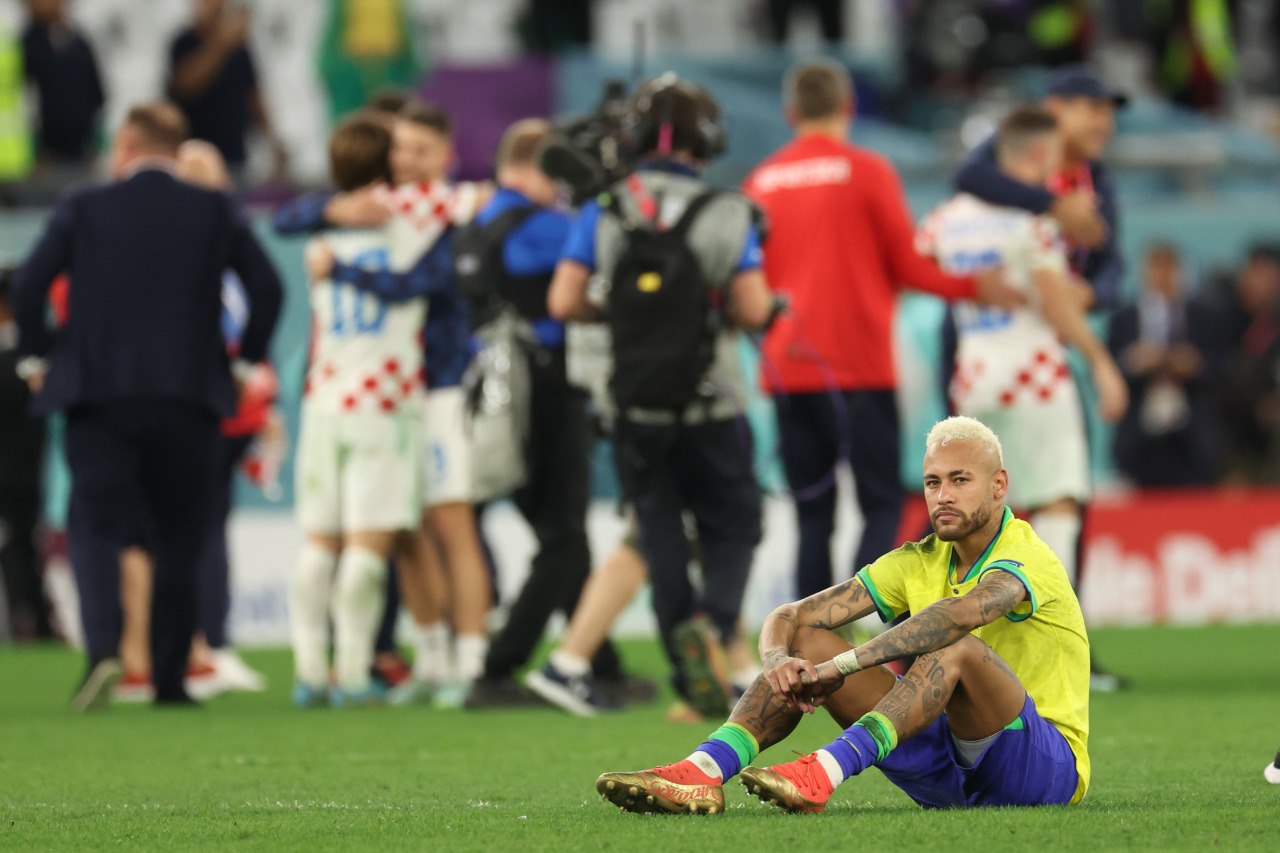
[[453, 206, 539, 328], [604, 189, 721, 413]]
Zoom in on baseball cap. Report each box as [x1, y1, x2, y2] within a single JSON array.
[[1046, 64, 1129, 107]]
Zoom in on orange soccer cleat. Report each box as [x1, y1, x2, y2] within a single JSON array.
[[739, 752, 835, 814], [595, 760, 725, 815]]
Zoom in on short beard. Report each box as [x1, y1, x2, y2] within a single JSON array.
[[934, 503, 993, 542]]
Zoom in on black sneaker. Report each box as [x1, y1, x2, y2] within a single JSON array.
[[524, 663, 619, 717], [671, 616, 732, 720], [462, 676, 543, 710], [595, 674, 659, 707], [70, 657, 123, 713]]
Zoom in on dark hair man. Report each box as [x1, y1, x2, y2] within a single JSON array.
[[742, 59, 1022, 602], [1107, 243, 1224, 487], [11, 100, 283, 710], [22, 0, 106, 164], [167, 0, 287, 178]]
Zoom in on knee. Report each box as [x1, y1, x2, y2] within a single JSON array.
[[791, 624, 853, 663], [931, 633, 987, 667]]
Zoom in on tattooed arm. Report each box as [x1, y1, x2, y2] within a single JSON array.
[[803, 570, 1026, 694], [757, 578, 878, 710]]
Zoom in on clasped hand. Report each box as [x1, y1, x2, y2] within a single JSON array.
[[762, 654, 845, 714]]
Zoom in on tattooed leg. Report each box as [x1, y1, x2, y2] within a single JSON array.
[[727, 677, 804, 751], [731, 626, 898, 748], [874, 634, 1025, 742]]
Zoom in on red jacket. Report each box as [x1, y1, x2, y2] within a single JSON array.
[[744, 134, 977, 392]]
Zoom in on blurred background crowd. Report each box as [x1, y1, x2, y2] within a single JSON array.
[[1, 0, 1278, 675]]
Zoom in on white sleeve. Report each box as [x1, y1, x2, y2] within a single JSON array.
[[1024, 216, 1069, 274]]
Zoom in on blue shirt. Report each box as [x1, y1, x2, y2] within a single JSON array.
[[560, 161, 763, 273], [477, 187, 572, 276], [474, 187, 571, 348]]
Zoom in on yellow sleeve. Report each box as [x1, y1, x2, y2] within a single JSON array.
[[855, 553, 910, 623], [976, 559, 1039, 622]]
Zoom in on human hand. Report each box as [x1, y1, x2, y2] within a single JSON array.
[[1092, 356, 1129, 423], [1122, 341, 1163, 376], [325, 185, 392, 228], [1068, 274, 1096, 310], [761, 650, 821, 713], [305, 240, 334, 283], [1050, 192, 1107, 248], [795, 659, 846, 708], [974, 268, 1027, 311], [1165, 343, 1203, 380]]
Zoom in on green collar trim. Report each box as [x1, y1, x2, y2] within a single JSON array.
[[949, 506, 1014, 585]]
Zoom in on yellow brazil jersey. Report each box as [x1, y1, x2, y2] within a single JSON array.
[[856, 506, 1091, 803]]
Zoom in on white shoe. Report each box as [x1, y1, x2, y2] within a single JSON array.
[[211, 649, 268, 692], [186, 666, 233, 701]]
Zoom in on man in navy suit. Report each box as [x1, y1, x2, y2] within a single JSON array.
[[11, 102, 283, 709]]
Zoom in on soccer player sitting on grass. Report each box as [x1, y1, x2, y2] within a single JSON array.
[[597, 416, 1089, 813]]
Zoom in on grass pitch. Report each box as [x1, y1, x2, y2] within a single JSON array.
[[1, 625, 1277, 850]]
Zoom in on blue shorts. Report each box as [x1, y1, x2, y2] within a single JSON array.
[[877, 693, 1079, 808]]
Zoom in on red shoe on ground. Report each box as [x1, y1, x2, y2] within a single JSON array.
[[115, 670, 154, 704], [595, 760, 725, 815], [739, 752, 835, 814]]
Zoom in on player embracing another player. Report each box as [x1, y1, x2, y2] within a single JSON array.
[[289, 113, 449, 707], [918, 105, 1128, 596]]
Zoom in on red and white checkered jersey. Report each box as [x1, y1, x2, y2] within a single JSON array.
[[918, 193, 1072, 412]]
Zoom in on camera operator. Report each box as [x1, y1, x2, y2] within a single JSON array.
[[548, 75, 775, 719], [460, 118, 631, 709]]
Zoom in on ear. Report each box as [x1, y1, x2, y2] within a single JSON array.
[[783, 105, 799, 127], [993, 468, 1009, 501]]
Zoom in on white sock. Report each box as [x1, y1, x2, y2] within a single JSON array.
[[290, 543, 338, 688], [687, 750, 724, 781], [814, 749, 846, 787], [331, 546, 387, 692], [413, 621, 452, 684], [454, 633, 488, 682], [549, 650, 590, 678], [1031, 510, 1082, 588]]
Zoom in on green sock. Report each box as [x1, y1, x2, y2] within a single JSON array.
[[856, 711, 899, 762], [692, 723, 759, 780]]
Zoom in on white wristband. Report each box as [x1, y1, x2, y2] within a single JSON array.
[[833, 649, 863, 676]]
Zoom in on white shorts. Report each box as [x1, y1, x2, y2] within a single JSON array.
[[961, 392, 1090, 510], [295, 405, 424, 535], [422, 387, 473, 507]]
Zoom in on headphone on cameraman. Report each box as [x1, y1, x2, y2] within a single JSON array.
[[621, 73, 728, 162]]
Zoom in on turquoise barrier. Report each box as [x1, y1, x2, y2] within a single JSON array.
[[3, 193, 1278, 521]]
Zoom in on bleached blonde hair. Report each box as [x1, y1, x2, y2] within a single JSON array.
[[925, 416, 1004, 469]]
